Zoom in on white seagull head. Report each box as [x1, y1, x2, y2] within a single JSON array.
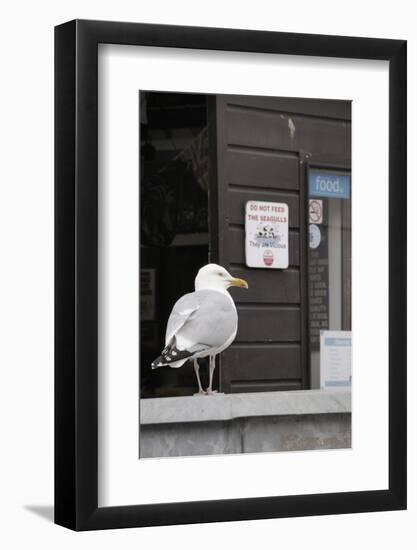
[[194, 263, 248, 292]]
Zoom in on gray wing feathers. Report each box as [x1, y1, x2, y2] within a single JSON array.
[[165, 290, 237, 351], [165, 293, 200, 345]]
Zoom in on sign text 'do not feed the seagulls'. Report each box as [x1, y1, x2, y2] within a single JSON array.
[[245, 200, 289, 269]]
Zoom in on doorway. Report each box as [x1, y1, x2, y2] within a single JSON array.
[[140, 91, 212, 397]]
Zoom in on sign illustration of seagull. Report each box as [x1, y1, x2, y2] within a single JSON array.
[[151, 264, 248, 395]]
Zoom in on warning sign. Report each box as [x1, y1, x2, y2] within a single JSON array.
[[245, 201, 289, 269], [309, 199, 323, 224]]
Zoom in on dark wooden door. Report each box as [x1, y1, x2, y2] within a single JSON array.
[[208, 95, 307, 393], [208, 94, 351, 393]]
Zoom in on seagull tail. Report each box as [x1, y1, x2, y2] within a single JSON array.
[[151, 342, 193, 369], [151, 357, 189, 370]]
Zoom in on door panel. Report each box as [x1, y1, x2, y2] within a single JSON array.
[[228, 266, 300, 303], [226, 105, 350, 161], [236, 307, 301, 342], [222, 344, 302, 393], [225, 149, 299, 190], [210, 95, 308, 393], [210, 94, 350, 394]]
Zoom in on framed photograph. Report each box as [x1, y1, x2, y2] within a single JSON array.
[[55, 20, 406, 530]]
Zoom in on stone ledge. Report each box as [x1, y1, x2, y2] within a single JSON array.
[[140, 389, 351, 425]]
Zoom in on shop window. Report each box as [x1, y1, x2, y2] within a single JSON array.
[[308, 169, 352, 389]]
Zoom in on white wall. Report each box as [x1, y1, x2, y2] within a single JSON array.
[[0, 1, 415, 548]]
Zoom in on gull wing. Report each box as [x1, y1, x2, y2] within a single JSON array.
[[165, 292, 200, 345]]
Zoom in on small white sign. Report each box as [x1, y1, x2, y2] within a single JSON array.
[[320, 330, 352, 390], [245, 201, 289, 269], [308, 199, 323, 224], [309, 224, 321, 249]]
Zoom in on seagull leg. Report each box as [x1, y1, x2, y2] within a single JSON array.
[[206, 355, 218, 395], [193, 359, 206, 395]]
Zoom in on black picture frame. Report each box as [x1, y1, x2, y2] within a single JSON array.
[[55, 19, 407, 531]]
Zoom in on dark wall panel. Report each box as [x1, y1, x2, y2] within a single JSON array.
[[229, 266, 300, 304], [222, 344, 302, 382], [226, 95, 351, 121], [229, 380, 302, 392], [226, 148, 299, 190], [236, 306, 301, 342], [212, 94, 350, 393], [226, 106, 351, 162]]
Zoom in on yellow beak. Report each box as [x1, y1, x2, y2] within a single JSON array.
[[229, 277, 249, 289]]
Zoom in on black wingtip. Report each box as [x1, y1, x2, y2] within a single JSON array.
[[151, 356, 163, 369], [156, 345, 194, 366]]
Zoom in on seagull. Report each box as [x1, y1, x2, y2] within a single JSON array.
[[151, 264, 248, 395]]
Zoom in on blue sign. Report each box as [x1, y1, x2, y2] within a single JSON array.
[[309, 171, 350, 199], [324, 337, 352, 347]]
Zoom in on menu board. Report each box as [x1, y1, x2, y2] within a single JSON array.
[[320, 330, 352, 389]]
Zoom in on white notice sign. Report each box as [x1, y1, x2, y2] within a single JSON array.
[[320, 330, 352, 389], [245, 201, 289, 269], [308, 199, 323, 224]]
